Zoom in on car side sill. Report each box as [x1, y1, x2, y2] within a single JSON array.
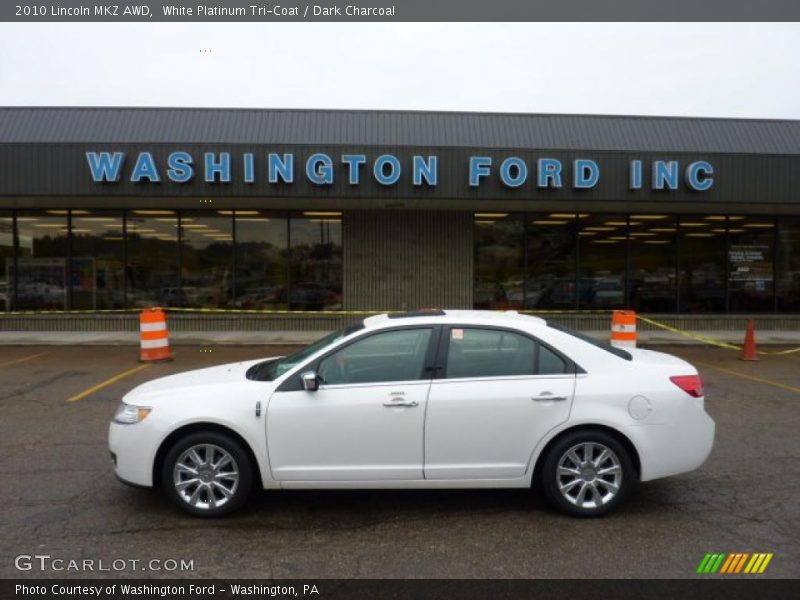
[[279, 477, 530, 490]]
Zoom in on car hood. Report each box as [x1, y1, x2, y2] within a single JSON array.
[[123, 356, 282, 403]]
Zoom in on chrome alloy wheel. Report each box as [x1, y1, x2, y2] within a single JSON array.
[[556, 442, 622, 509], [173, 443, 239, 510]]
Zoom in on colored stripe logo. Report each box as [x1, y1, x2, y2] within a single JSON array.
[[696, 553, 773, 574]]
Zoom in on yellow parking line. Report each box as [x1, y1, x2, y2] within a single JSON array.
[[695, 361, 800, 394], [67, 364, 152, 403], [0, 352, 48, 368]]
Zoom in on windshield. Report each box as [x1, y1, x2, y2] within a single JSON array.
[[547, 321, 632, 361], [246, 322, 364, 381]]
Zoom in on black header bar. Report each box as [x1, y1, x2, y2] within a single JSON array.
[[3, 0, 800, 22]]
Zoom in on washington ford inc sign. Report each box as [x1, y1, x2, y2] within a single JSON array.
[[85, 151, 715, 191]]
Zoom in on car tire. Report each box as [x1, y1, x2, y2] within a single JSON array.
[[540, 430, 636, 517], [161, 431, 253, 518]]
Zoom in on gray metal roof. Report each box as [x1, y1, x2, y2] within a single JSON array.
[[1, 107, 800, 154]]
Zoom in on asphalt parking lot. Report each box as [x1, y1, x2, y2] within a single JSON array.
[[0, 343, 798, 579]]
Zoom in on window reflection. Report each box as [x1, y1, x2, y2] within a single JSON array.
[[70, 210, 125, 309], [126, 211, 180, 307], [0, 212, 12, 311], [777, 217, 800, 312], [728, 216, 775, 312], [678, 216, 725, 312], [15, 211, 69, 310], [234, 211, 288, 309], [629, 215, 677, 312], [180, 212, 234, 308], [474, 213, 524, 310], [0, 208, 791, 315], [578, 214, 627, 309], [525, 214, 577, 309], [289, 213, 342, 310]]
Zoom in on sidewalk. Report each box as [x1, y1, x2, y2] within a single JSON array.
[[2, 329, 800, 346]]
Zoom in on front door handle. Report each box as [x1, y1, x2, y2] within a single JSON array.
[[532, 393, 569, 402], [382, 399, 419, 407]]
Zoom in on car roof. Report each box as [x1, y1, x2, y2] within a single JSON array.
[[362, 310, 547, 330]]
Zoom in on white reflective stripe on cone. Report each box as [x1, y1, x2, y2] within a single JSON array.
[[611, 324, 637, 333], [610, 340, 636, 348], [140, 322, 167, 332], [140, 338, 169, 349]]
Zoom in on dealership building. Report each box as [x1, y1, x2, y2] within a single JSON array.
[[0, 107, 799, 331]]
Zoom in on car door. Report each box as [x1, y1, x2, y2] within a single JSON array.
[[267, 326, 438, 482], [424, 325, 576, 480]]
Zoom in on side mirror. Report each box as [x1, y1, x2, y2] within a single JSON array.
[[300, 370, 320, 392]]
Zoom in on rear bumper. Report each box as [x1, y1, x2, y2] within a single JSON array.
[[623, 404, 715, 481]]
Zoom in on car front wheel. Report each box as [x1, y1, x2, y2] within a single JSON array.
[[161, 431, 253, 517], [540, 430, 636, 517]]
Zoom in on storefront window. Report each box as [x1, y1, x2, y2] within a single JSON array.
[[628, 215, 677, 312], [728, 216, 775, 312], [289, 212, 342, 310], [234, 211, 288, 309], [474, 213, 524, 310], [777, 217, 800, 312], [126, 210, 180, 307], [15, 211, 69, 310], [180, 212, 234, 308], [678, 215, 726, 312], [525, 213, 577, 309], [578, 214, 627, 309], [70, 210, 125, 309], [0, 212, 12, 311]]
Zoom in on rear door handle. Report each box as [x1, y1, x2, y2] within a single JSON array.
[[382, 399, 419, 407], [532, 393, 569, 402]]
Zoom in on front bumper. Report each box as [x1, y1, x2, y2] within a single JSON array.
[[108, 420, 161, 487]]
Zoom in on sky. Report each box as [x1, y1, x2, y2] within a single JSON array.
[[1, 22, 799, 118]]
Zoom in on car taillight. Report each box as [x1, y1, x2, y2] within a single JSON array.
[[670, 374, 704, 398]]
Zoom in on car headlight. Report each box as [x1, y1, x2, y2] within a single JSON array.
[[113, 402, 152, 425]]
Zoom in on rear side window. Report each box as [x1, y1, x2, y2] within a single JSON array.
[[538, 345, 567, 374], [446, 328, 535, 378], [444, 327, 574, 379], [445, 328, 535, 378]]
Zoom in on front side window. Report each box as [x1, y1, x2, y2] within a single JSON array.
[[446, 328, 537, 378], [246, 324, 364, 381], [318, 328, 433, 385]]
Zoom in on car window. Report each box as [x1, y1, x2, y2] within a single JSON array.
[[318, 328, 433, 385], [445, 328, 536, 378], [246, 322, 365, 381], [538, 344, 567, 375]]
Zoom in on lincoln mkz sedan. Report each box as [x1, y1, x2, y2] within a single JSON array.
[[109, 310, 715, 517]]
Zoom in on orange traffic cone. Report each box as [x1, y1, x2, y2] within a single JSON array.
[[739, 319, 759, 361], [139, 307, 173, 362], [610, 310, 637, 349]]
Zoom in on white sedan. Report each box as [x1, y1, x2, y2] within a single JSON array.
[[109, 310, 715, 518]]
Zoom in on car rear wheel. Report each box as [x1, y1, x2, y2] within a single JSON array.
[[161, 431, 253, 517], [540, 430, 636, 517]]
